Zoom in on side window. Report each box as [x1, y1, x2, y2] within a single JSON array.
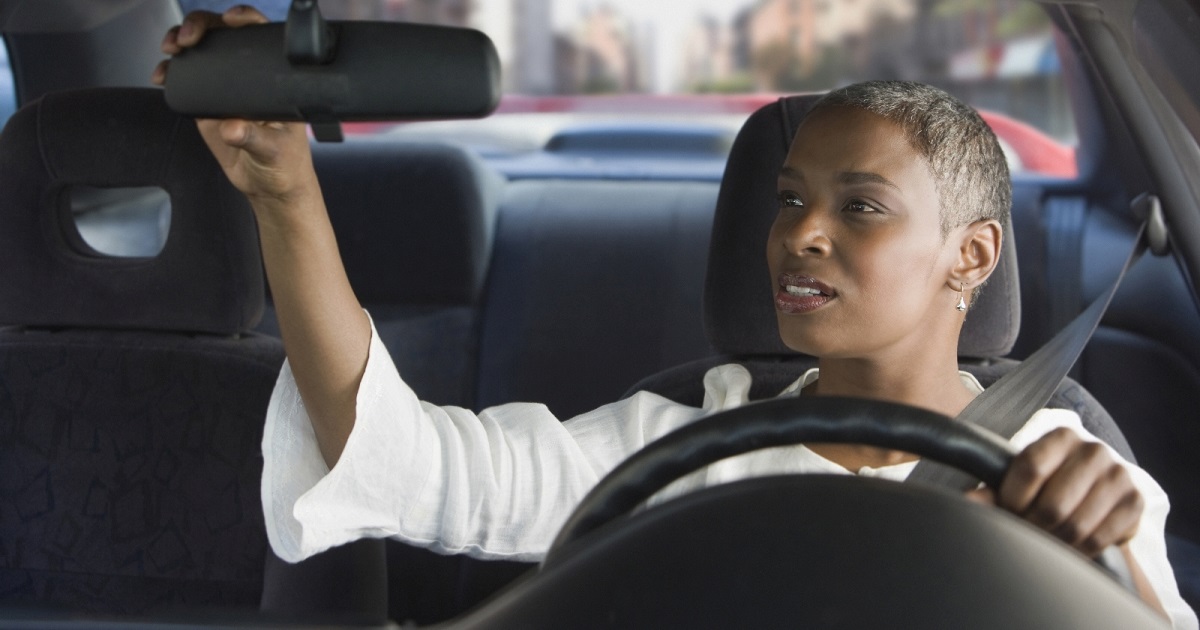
[[0, 38, 18, 131]]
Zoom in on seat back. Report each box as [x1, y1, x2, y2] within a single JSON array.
[[0, 88, 284, 614], [626, 94, 1134, 461], [475, 179, 719, 418], [258, 141, 502, 407]]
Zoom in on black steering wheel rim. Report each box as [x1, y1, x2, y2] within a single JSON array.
[[547, 395, 1016, 557], [543, 395, 1134, 592]]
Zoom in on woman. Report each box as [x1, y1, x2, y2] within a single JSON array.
[[155, 7, 1193, 626]]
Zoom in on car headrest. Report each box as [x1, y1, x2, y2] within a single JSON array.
[[704, 95, 1020, 359], [311, 141, 502, 306], [0, 87, 264, 335]]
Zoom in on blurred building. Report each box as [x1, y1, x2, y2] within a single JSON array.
[[574, 5, 643, 93], [739, 0, 912, 90], [746, 0, 818, 81], [731, 8, 754, 75], [680, 16, 736, 92], [509, 0, 555, 93]]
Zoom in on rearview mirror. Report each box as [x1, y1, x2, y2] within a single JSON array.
[[164, 21, 501, 139]]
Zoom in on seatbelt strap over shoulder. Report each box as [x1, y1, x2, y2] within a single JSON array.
[[904, 218, 1152, 492]]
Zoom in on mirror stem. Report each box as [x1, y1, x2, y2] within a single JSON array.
[[286, 0, 337, 65]]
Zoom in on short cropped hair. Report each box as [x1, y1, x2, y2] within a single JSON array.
[[812, 81, 1012, 238]]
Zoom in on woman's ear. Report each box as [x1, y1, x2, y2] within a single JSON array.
[[948, 219, 1002, 293]]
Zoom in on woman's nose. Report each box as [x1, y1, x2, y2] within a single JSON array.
[[781, 207, 832, 257]]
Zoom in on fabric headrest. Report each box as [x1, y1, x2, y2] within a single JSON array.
[[0, 87, 263, 335], [311, 141, 502, 306], [704, 95, 1020, 359]]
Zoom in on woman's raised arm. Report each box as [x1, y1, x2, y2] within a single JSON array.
[[153, 7, 368, 468]]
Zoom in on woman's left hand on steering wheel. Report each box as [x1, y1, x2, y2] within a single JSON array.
[[966, 428, 1166, 617], [967, 427, 1142, 556]]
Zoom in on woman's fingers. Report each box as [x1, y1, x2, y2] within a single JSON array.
[[222, 5, 271, 27], [160, 25, 183, 55], [201, 119, 278, 166], [155, 5, 271, 84], [197, 119, 313, 204], [997, 428, 1144, 557], [1056, 469, 1143, 556], [175, 6, 268, 47], [1022, 439, 1110, 530], [964, 487, 996, 505], [150, 59, 169, 86], [197, 117, 303, 163], [165, 6, 269, 52], [218, 120, 293, 155], [997, 427, 1077, 514], [173, 10, 226, 48]]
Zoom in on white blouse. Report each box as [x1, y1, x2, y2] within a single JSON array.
[[261, 316, 1196, 629]]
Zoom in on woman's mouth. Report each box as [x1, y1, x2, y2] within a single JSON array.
[[775, 274, 835, 314]]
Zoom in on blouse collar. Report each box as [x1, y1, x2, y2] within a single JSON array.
[[777, 368, 986, 398]]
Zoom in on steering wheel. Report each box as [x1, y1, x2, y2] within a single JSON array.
[[543, 395, 1133, 589]]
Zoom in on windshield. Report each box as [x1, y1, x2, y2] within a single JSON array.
[[177, 0, 1077, 177]]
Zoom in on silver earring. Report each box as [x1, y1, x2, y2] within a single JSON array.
[[955, 283, 968, 312]]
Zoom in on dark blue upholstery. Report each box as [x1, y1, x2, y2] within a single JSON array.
[[0, 88, 284, 614], [311, 142, 500, 308], [475, 179, 719, 419], [0, 92, 264, 334]]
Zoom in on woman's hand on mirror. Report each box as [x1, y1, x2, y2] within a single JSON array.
[[151, 6, 317, 211]]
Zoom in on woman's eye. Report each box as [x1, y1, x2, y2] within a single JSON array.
[[778, 191, 804, 208], [845, 200, 878, 213]]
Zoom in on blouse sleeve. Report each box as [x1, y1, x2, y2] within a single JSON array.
[[1013, 410, 1198, 629], [260, 313, 710, 564]]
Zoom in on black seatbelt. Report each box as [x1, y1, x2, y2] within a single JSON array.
[[905, 195, 1168, 492]]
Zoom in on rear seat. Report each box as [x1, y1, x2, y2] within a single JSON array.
[[282, 146, 720, 420], [475, 179, 720, 419]]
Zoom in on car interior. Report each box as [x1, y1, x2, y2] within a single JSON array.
[[0, 0, 1197, 627]]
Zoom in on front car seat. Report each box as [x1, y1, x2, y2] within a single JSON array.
[[0, 88, 284, 614]]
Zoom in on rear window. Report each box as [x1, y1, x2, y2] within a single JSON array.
[[177, 0, 1076, 178]]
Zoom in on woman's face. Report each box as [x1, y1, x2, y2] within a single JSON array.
[[767, 105, 962, 361]]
